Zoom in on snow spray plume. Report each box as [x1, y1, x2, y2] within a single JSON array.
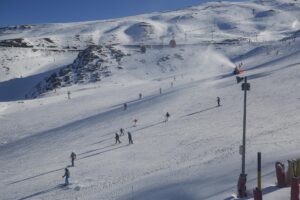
[[167, 45, 235, 78]]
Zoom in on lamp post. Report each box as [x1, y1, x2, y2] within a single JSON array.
[[236, 76, 250, 198]]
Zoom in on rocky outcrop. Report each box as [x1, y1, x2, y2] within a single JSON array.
[[29, 45, 126, 98]]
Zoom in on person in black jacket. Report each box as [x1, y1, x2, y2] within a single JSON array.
[[115, 133, 121, 144], [70, 152, 76, 167], [128, 132, 133, 144], [133, 119, 138, 127], [120, 128, 124, 136], [165, 112, 170, 122]]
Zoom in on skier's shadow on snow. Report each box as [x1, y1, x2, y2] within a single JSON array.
[[10, 145, 123, 185], [17, 184, 69, 200], [185, 106, 219, 117], [78, 144, 115, 156], [78, 145, 128, 160], [90, 137, 112, 145], [89, 121, 165, 148], [132, 121, 165, 132], [9, 167, 65, 185], [90, 121, 165, 146]]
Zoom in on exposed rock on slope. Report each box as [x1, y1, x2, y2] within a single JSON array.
[[30, 45, 126, 97], [0, 38, 33, 48]]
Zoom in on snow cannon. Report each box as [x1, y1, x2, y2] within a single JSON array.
[[275, 162, 286, 188], [233, 66, 244, 75]]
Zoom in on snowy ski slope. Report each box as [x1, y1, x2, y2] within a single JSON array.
[[0, 0, 300, 199]]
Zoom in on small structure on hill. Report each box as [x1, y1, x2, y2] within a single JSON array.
[[169, 39, 176, 48], [140, 45, 146, 53]]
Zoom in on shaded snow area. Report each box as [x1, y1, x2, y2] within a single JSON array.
[[0, 0, 300, 199]]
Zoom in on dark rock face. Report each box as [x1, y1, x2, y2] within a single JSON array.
[[29, 45, 126, 98], [0, 38, 33, 48]]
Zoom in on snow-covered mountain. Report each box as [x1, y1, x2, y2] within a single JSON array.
[[0, 0, 300, 199], [0, 0, 299, 98]]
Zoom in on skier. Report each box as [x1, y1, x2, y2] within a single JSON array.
[[115, 133, 121, 144], [123, 103, 127, 110], [165, 112, 170, 122], [120, 128, 124, 136], [217, 97, 221, 107], [133, 119, 138, 127], [128, 132, 133, 144], [62, 168, 70, 186], [70, 152, 77, 167], [159, 88, 162, 94], [139, 93, 142, 100], [67, 91, 71, 99], [171, 82, 173, 87]]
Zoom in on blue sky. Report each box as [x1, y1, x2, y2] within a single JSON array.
[[0, 0, 243, 27]]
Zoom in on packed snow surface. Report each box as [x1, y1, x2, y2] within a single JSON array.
[[0, 0, 300, 199]]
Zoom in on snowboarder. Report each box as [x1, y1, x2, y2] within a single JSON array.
[[123, 103, 127, 110], [217, 97, 221, 107], [62, 168, 70, 186], [120, 128, 124, 136], [115, 133, 121, 144], [165, 112, 170, 122], [139, 93, 142, 100], [128, 132, 133, 144], [67, 91, 71, 99], [70, 152, 77, 167], [133, 119, 138, 127]]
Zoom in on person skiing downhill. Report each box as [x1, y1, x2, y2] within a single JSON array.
[[120, 128, 124, 136], [70, 152, 77, 167], [127, 132, 133, 144], [133, 119, 138, 127], [123, 103, 127, 110], [62, 168, 70, 186], [165, 112, 170, 122], [217, 97, 221, 107], [115, 133, 121, 144], [139, 93, 142, 100]]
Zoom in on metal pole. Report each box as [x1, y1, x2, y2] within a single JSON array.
[[242, 77, 247, 175], [257, 152, 261, 190], [132, 185, 134, 200]]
